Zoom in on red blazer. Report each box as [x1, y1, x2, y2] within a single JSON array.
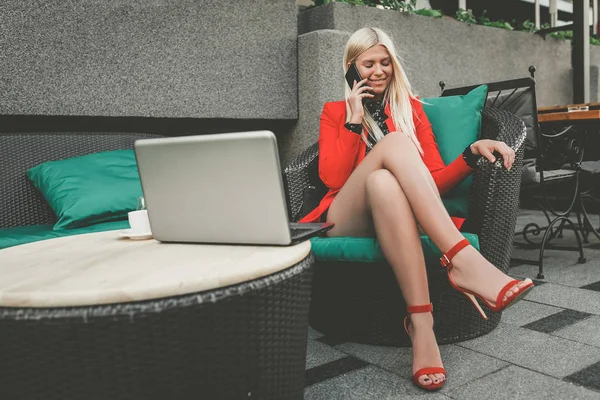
[[299, 98, 473, 229]]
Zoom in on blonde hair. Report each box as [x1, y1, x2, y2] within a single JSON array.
[[343, 27, 423, 154]]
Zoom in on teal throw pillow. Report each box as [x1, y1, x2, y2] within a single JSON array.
[[27, 149, 142, 230], [422, 84, 488, 217]]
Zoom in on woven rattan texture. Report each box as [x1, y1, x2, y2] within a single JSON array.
[[284, 142, 320, 222], [0, 132, 162, 229], [283, 107, 526, 346], [0, 253, 314, 400]]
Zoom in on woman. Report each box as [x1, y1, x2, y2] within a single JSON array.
[[300, 27, 533, 391]]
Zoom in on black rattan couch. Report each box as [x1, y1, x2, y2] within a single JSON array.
[[283, 101, 528, 346], [0, 132, 314, 400]]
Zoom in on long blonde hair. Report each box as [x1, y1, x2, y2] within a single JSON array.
[[343, 27, 423, 154]]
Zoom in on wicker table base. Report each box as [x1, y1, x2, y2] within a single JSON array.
[[0, 251, 314, 400]]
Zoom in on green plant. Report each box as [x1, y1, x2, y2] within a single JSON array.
[[392, 0, 416, 13], [414, 8, 443, 18], [518, 19, 537, 33], [311, 0, 419, 13], [549, 30, 572, 40], [455, 8, 476, 24], [313, 0, 366, 6], [308, 1, 600, 46], [481, 20, 513, 30], [478, 10, 513, 30]]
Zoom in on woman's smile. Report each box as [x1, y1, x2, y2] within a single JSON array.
[[369, 78, 387, 84]]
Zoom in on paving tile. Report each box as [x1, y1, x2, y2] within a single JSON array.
[[508, 256, 600, 287], [522, 309, 592, 334], [500, 299, 563, 326], [581, 280, 600, 292], [305, 365, 452, 400], [307, 326, 323, 340], [565, 360, 600, 393], [335, 342, 508, 393], [525, 282, 600, 315], [447, 365, 600, 400], [305, 355, 369, 387], [553, 316, 600, 348], [458, 323, 600, 378], [305, 339, 347, 370], [334, 341, 412, 376]]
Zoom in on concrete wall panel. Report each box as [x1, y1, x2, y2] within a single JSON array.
[[0, 0, 297, 119], [299, 3, 594, 107]]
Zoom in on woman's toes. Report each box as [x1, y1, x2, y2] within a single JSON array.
[[419, 375, 432, 386], [435, 373, 445, 381]]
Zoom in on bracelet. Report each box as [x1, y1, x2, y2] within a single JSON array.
[[462, 144, 479, 169], [344, 122, 363, 135]]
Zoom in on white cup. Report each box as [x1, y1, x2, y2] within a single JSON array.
[[128, 209, 151, 234]]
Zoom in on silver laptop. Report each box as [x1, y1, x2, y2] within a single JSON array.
[[134, 131, 333, 245]]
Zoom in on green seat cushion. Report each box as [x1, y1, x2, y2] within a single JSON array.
[[422, 84, 488, 217], [310, 233, 479, 264], [0, 220, 130, 250], [26, 150, 143, 230]]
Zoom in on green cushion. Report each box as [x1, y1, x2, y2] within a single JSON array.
[[26, 150, 142, 230], [422, 84, 488, 217], [0, 220, 130, 250], [310, 233, 479, 264]]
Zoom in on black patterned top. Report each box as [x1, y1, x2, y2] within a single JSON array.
[[364, 100, 389, 152]]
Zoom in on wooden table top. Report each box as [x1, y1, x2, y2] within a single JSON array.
[[537, 110, 600, 123], [0, 231, 311, 308], [538, 102, 600, 113]]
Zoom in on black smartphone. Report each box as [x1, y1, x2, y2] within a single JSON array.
[[345, 63, 363, 89]]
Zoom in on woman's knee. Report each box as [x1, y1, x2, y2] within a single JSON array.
[[365, 169, 399, 200]]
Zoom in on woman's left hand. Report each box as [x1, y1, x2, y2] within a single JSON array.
[[470, 139, 515, 170]]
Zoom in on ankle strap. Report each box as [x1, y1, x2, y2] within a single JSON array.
[[406, 304, 433, 314], [440, 239, 470, 269]]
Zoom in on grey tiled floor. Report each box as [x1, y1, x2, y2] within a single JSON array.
[[303, 209, 600, 399]]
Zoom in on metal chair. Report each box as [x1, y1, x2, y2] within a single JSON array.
[[441, 67, 587, 279]]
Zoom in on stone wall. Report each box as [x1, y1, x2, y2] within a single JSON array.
[[298, 2, 596, 106], [0, 0, 297, 120]]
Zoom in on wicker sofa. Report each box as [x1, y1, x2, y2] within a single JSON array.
[[283, 106, 527, 346], [0, 132, 165, 249], [0, 131, 315, 400]]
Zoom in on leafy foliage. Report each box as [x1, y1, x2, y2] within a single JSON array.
[[308, 1, 600, 45], [414, 8, 443, 18], [311, 0, 441, 16], [479, 12, 513, 30], [454, 8, 476, 24]]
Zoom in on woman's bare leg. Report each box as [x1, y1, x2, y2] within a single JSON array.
[[327, 165, 444, 386], [328, 131, 530, 306], [366, 170, 445, 386]]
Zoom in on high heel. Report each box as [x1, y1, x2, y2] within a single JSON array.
[[440, 239, 534, 320], [404, 303, 446, 391]]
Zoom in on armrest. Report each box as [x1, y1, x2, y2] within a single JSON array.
[[283, 142, 320, 222], [467, 107, 527, 273]]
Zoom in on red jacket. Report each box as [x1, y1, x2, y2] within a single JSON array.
[[299, 98, 473, 229]]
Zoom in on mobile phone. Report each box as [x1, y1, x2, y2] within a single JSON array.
[[345, 63, 363, 89]]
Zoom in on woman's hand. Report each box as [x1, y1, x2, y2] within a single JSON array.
[[470, 139, 515, 170], [347, 78, 374, 123]]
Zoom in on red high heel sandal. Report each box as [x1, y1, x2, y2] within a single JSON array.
[[404, 304, 446, 391], [441, 239, 534, 320]]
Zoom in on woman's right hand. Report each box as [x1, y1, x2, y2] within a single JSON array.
[[347, 78, 373, 124]]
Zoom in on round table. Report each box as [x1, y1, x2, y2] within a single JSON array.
[[0, 231, 314, 400]]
